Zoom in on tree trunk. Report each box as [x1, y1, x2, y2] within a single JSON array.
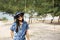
[[30, 18, 32, 23], [29, 17, 31, 24], [51, 17, 54, 23], [58, 16, 60, 23], [42, 18, 45, 23], [29, 17, 32, 24], [42, 14, 47, 23]]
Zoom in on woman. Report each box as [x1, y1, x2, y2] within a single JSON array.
[[10, 12, 30, 40]]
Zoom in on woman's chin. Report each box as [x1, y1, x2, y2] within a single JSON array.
[[19, 20, 22, 22]]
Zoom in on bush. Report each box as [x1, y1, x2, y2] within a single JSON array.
[[2, 17, 8, 21]]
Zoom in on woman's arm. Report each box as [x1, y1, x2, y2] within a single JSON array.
[[10, 30, 14, 39], [26, 30, 30, 40]]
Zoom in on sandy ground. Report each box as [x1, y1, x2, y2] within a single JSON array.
[[0, 21, 60, 40]]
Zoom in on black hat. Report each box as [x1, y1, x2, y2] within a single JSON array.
[[14, 12, 24, 19]]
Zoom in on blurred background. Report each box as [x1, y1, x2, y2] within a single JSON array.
[[0, 0, 60, 40]]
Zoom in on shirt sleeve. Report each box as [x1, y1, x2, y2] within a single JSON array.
[[10, 22, 16, 31], [26, 23, 29, 31]]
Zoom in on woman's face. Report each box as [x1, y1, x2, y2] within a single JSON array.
[[18, 15, 23, 21]]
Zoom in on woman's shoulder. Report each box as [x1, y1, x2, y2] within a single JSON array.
[[12, 22, 16, 26], [23, 21, 29, 25], [10, 22, 16, 31]]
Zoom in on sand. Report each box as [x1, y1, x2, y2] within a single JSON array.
[[0, 21, 60, 40]]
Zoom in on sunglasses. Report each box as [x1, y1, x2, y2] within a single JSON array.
[[16, 14, 23, 18]]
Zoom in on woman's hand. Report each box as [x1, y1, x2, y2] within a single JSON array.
[[26, 30, 30, 40], [10, 30, 14, 39]]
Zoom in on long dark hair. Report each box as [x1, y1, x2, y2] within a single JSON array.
[[15, 18, 24, 33], [14, 12, 24, 33]]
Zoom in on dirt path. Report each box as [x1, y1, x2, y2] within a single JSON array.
[[0, 22, 60, 40]]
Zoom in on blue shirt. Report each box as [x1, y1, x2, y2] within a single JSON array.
[[10, 21, 29, 40]]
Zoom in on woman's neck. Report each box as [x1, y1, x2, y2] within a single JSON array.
[[19, 21, 23, 25]]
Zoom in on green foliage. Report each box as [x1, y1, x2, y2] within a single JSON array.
[[0, 0, 25, 14], [0, 0, 60, 17], [54, 0, 60, 16], [2, 17, 8, 21]]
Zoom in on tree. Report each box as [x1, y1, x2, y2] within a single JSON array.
[[0, 0, 60, 23], [54, 0, 60, 23]]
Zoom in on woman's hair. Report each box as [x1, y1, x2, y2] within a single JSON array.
[[14, 12, 24, 33], [15, 18, 24, 33]]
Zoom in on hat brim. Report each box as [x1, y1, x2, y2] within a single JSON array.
[[14, 12, 24, 19]]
